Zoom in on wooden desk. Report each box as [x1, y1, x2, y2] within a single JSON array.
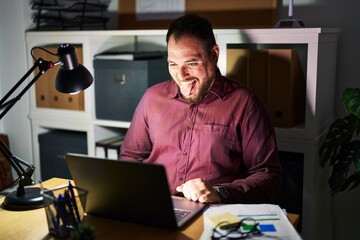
[[0, 178, 299, 239]]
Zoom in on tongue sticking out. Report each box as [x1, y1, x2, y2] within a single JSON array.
[[180, 81, 195, 97]]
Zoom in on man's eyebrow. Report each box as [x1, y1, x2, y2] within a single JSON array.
[[185, 58, 200, 63], [167, 58, 199, 64]]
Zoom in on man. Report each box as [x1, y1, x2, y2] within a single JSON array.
[[120, 14, 282, 204]]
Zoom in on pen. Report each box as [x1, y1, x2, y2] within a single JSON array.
[[57, 194, 69, 227], [65, 189, 78, 227], [39, 180, 60, 230], [68, 180, 81, 222]]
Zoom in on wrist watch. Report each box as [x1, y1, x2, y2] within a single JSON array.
[[213, 185, 229, 203]]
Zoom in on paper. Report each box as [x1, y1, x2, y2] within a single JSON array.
[[200, 204, 302, 240], [136, 0, 185, 21], [205, 212, 241, 229]]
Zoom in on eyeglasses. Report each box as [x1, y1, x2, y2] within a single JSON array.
[[211, 218, 262, 239]]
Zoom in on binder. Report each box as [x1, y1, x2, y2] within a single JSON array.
[[95, 135, 124, 158], [106, 139, 124, 160], [248, 49, 269, 104], [268, 49, 305, 127], [34, 47, 57, 108], [226, 48, 248, 85], [226, 47, 306, 128]]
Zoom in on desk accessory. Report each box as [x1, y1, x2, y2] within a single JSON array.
[[0, 43, 93, 211], [41, 181, 92, 238]]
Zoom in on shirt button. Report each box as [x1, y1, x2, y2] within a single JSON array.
[[183, 151, 187, 156]]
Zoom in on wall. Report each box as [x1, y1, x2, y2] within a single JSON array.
[[0, 0, 32, 170], [278, 0, 360, 116], [0, 0, 359, 239], [277, 2, 360, 239]]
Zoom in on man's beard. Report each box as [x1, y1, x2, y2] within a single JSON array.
[[179, 77, 214, 104]]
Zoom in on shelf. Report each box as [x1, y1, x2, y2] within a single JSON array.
[[26, 28, 339, 142], [26, 28, 339, 240]]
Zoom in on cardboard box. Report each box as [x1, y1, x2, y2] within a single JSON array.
[[118, 0, 278, 29]]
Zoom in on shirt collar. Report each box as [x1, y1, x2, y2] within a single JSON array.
[[208, 70, 225, 100]]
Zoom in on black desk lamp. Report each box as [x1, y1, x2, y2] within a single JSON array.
[[0, 43, 93, 211]]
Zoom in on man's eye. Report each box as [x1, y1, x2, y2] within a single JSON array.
[[186, 62, 198, 67], [169, 63, 177, 68]]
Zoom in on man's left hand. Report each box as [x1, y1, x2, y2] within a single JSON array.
[[176, 178, 222, 203]]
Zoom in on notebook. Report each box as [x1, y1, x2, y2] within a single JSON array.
[[65, 153, 207, 229]]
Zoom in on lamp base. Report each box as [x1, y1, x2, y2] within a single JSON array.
[[274, 18, 305, 28], [2, 187, 44, 211]]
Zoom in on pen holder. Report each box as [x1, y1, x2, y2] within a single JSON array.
[[42, 184, 88, 238]]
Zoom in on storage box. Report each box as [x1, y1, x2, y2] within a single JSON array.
[[39, 130, 87, 181], [118, 0, 278, 29], [94, 54, 169, 122]]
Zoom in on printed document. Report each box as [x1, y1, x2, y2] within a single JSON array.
[[200, 204, 302, 240]]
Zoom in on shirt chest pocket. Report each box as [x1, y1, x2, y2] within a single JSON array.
[[202, 124, 229, 135], [197, 124, 240, 180], [199, 124, 238, 150]]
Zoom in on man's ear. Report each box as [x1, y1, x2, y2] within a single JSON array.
[[212, 44, 220, 63]]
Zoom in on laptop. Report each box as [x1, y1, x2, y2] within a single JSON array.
[[65, 153, 207, 229]]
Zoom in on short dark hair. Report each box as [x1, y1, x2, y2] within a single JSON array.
[[166, 14, 217, 55]]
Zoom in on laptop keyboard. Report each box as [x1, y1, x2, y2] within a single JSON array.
[[174, 208, 191, 222]]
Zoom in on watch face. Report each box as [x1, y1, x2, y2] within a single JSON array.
[[215, 186, 229, 203]]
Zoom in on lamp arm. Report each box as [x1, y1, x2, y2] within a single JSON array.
[[0, 58, 54, 196], [0, 138, 29, 179], [0, 59, 54, 119]]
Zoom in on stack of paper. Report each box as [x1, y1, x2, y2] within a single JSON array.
[[201, 204, 302, 240]]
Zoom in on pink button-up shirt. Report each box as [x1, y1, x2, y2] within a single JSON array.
[[120, 72, 282, 203]]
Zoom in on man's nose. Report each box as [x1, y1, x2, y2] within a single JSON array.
[[179, 65, 189, 78]]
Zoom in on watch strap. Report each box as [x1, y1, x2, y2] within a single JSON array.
[[214, 185, 229, 203]]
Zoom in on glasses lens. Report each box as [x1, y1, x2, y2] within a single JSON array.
[[240, 218, 257, 232], [211, 218, 261, 239]]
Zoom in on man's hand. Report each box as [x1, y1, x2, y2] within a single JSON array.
[[176, 178, 222, 203]]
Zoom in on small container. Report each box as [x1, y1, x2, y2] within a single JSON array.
[[42, 184, 88, 238]]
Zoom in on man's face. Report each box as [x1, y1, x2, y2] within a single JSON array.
[[167, 35, 219, 104]]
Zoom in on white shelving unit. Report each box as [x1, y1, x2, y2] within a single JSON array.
[[26, 28, 339, 240]]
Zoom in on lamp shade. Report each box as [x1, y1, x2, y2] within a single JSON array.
[[55, 43, 93, 94]]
